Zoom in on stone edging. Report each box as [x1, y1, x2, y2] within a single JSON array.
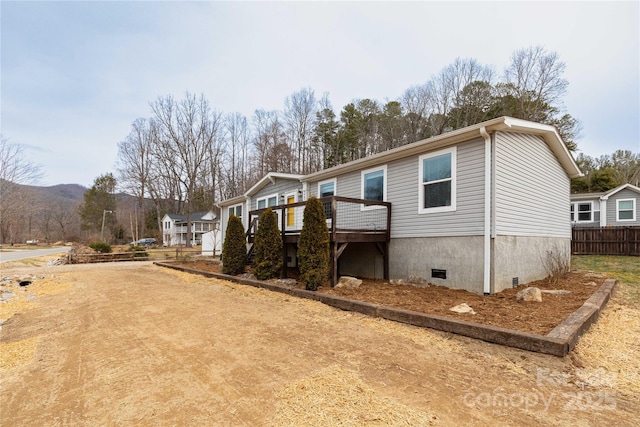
[[154, 262, 617, 357]]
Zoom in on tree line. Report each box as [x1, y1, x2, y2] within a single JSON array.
[[112, 46, 583, 242], [2, 46, 637, 245]]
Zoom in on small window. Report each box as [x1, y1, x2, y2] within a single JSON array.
[[257, 194, 277, 210], [617, 199, 636, 221], [576, 202, 592, 222], [570, 204, 575, 222], [419, 148, 456, 214], [318, 179, 336, 197], [228, 204, 243, 220], [318, 179, 336, 219], [361, 166, 387, 207]]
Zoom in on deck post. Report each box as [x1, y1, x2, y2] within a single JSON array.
[[281, 206, 287, 278], [331, 241, 338, 286]]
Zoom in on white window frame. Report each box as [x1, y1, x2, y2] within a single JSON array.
[[616, 198, 636, 222], [572, 201, 594, 223], [418, 147, 457, 214], [228, 203, 243, 220], [256, 193, 278, 210], [360, 165, 387, 210], [318, 178, 337, 198]]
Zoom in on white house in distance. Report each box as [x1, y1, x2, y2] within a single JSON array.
[[218, 116, 582, 295], [161, 211, 219, 247], [570, 183, 640, 227]]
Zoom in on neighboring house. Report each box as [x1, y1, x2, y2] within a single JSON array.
[[218, 117, 582, 295], [161, 210, 219, 246], [570, 183, 640, 227]]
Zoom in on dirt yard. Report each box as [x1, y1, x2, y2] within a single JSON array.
[[1, 261, 638, 426]]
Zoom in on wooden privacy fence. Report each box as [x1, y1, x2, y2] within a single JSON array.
[[572, 227, 640, 256]]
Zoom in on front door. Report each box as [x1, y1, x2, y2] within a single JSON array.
[[286, 195, 295, 227]]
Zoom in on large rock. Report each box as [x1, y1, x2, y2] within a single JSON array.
[[335, 276, 362, 289], [449, 303, 476, 315], [516, 287, 542, 302], [541, 289, 571, 295]]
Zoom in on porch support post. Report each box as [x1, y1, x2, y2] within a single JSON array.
[[374, 242, 389, 280], [331, 241, 338, 287], [281, 206, 287, 278]]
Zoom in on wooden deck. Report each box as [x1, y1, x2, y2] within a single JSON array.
[[247, 196, 391, 285]]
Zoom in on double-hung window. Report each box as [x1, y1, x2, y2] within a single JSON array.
[[572, 202, 593, 222], [361, 166, 387, 209], [257, 194, 277, 210], [318, 179, 336, 218], [419, 148, 456, 214], [617, 199, 636, 221], [228, 204, 243, 220]]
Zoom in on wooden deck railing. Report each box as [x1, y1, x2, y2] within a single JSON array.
[[246, 196, 392, 285]]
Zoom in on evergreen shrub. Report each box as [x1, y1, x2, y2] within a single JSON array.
[[253, 208, 283, 280], [89, 242, 112, 253], [298, 196, 330, 290], [222, 215, 247, 275]]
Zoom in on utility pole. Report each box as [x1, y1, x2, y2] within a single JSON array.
[[101, 210, 114, 242]]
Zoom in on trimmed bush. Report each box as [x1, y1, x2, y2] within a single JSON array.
[[89, 242, 112, 253], [298, 197, 330, 290], [253, 208, 283, 280], [222, 215, 247, 275], [126, 245, 149, 258]]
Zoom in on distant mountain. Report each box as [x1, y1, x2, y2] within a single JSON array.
[[36, 183, 88, 201]]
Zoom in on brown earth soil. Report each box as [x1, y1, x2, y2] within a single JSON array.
[[171, 260, 601, 336], [1, 262, 636, 426]]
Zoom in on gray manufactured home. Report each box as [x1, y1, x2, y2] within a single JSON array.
[[218, 116, 582, 295], [570, 183, 640, 227]]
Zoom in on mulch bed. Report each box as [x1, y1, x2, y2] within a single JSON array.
[[169, 260, 602, 336]]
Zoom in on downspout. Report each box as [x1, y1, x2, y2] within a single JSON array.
[[480, 127, 492, 295]]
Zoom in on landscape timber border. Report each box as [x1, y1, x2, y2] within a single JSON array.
[[154, 261, 617, 357]]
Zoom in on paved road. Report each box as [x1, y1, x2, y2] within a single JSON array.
[[0, 247, 71, 263]]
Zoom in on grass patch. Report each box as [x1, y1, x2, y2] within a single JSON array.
[[572, 255, 640, 305]]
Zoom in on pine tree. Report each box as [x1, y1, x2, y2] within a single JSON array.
[[221, 215, 246, 275], [253, 208, 283, 280], [298, 197, 330, 290]]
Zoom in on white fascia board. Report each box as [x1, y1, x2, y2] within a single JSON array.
[[487, 117, 583, 179], [244, 172, 304, 196], [217, 195, 247, 208]]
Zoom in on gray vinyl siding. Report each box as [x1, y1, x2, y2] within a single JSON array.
[[494, 132, 570, 238], [390, 139, 485, 238], [219, 201, 246, 245], [606, 189, 640, 226], [306, 138, 486, 238], [249, 178, 302, 210]]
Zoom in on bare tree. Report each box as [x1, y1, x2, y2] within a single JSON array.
[[400, 83, 435, 143], [431, 57, 495, 134], [222, 112, 253, 199], [284, 87, 317, 174], [252, 109, 291, 175], [503, 46, 568, 121], [150, 92, 220, 247], [0, 136, 43, 244], [610, 150, 640, 187], [116, 118, 157, 241]]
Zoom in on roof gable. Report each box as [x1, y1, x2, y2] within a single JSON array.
[[601, 183, 640, 200], [245, 172, 303, 196]]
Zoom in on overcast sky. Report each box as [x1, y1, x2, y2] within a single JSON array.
[[2, 1, 638, 187]]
